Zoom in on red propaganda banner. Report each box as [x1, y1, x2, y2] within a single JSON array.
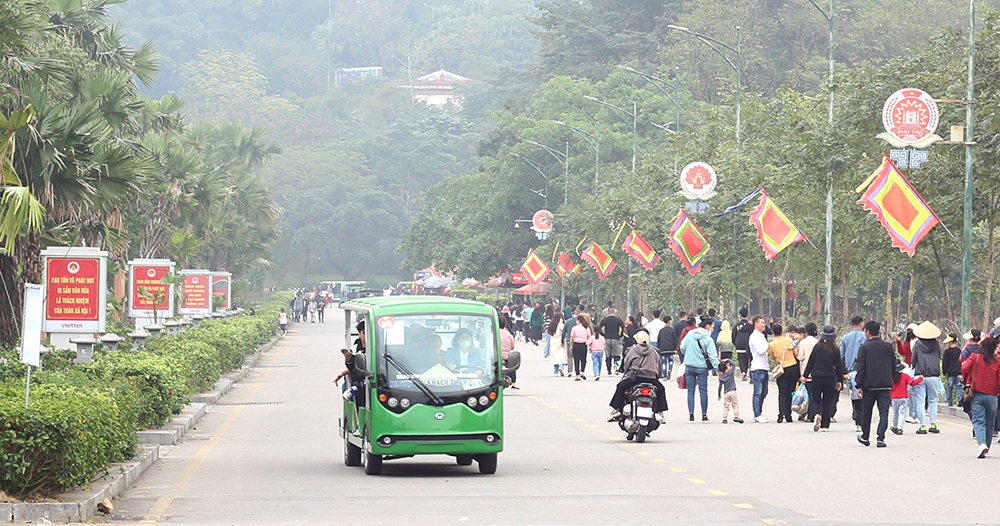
[[131, 265, 172, 313], [180, 273, 212, 314], [212, 272, 231, 310], [46, 258, 101, 322]]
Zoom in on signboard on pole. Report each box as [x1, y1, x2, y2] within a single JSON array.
[[19, 284, 44, 367], [878, 88, 942, 148], [128, 259, 175, 318], [679, 162, 718, 200], [41, 247, 108, 333], [211, 271, 232, 311], [178, 270, 212, 315]]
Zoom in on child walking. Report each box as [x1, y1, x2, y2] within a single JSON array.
[[588, 329, 606, 381], [890, 363, 924, 435], [718, 359, 743, 424], [942, 333, 963, 406], [278, 308, 288, 335]]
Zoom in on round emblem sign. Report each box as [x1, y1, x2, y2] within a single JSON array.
[[67, 261, 81, 274], [377, 316, 395, 330], [880, 88, 941, 147], [191, 277, 199, 284], [531, 210, 554, 233], [679, 162, 718, 200], [146, 268, 157, 278]]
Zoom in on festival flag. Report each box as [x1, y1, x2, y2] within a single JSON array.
[[856, 154, 939, 257], [581, 242, 617, 280], [556, 251, 582, 277], [668, 209, 712, 276], [621, 230, 660, 271], [748, 188, 807, 261], [520, 249, 551, 285]]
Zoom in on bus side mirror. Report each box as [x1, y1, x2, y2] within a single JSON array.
[[353, 354, 373, 378]]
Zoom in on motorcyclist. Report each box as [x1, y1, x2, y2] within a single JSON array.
[[607, 331, 668, 422]]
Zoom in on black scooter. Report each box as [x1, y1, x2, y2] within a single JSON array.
[[618, 382, 661, 443]]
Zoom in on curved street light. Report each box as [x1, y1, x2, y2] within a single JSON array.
[[552, 120, 600, 185], [583, 95, 637, 174], [667, 24, 742, 143]]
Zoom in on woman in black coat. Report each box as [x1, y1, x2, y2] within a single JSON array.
[[802, 325, 849, 431]]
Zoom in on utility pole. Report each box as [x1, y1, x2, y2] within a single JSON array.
[[962, 0, 976, 331]]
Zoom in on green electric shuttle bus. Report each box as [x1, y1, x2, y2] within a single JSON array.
[[339, 296, 504, 475]]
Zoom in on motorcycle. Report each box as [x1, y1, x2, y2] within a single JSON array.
[[618, 382, 661, 443], [502, 351, 521, 388]]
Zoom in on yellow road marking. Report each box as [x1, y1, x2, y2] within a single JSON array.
[[709, 490, 729, 496], [653, 458, 668, 463], [688, 478, 706, 484], [595, 430, 608, 434], [585, 424, 596, 428], [555, 410, 567, 413], [575, 418, 586, 422], [761, 520, 777, 524], [608, 436, 622, 441], [566, 413, 576, 417], [636, 451, 650, 456], [620, 443, 636, 448], [670, 467, 686, 473], [140, 369, 273, 523], [734, 503, 755, 509], [940, 420, 973, 430]]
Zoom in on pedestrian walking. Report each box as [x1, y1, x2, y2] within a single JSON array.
[[292, 296, 303, 323], [889, 364, 923, 435], [840, 316, 866, 430], [797, 323, 820, 421], [801, 325, 848, 432], [278, 308, 288, 335], [856, 321, 898, 448], [499, 316, 518, 389], [316, 297, 325, 323], [733, 308, 752, 380], [961, 336, 1000, 458], [942, 333, 963, 406], [708, 308, 722, 347], [749, 317, 770, 423], [769, 324, 798, 424], [529, 303, 544, 345], [309, 298, 318, 323], [910, 321, 943, 434], [961, 329, 982, 362], [542, 304, 555, 358], [588, 328, 606, 381], [599, 308, 625, 374], [718, 359, 743, 424], [549, 313, 568, 376], [570, 313, 590, 380], [644, 310, 667, 353], [681, 316, 720, 422], [657, 315, 678, 380]]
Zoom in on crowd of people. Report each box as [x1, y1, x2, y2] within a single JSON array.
[[495, 298, 1000, 458]]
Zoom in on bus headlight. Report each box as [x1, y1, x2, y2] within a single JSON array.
[[387, 397, 399, 408], [478, 395, 490, 407], [466, 396, 478, 407], [399, 398, 411, 409]]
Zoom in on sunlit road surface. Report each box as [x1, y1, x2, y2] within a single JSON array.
[[106, 307, 997, 525]]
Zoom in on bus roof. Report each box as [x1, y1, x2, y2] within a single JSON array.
[[341, 295, 495, 315]]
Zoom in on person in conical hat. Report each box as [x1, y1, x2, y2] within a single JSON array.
[[911, 321, 943, 434]]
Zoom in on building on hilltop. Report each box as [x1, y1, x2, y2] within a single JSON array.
[[336, 66, 383, 86], [399, 69, 470, 106]]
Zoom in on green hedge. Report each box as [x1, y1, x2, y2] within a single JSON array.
[[0, 293, 288, 497]]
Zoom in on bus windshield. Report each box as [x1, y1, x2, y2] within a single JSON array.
[[376, 313, 498, 394]]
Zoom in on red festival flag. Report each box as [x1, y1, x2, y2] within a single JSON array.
[[748, 189, 806, 261], [557, 251, 582, 277], [581, 242, 617, 280], [668, 209, 712, 276], [520, 249, 551, 285], [856, 155, 939, 257], [621, 230, 660, 271]]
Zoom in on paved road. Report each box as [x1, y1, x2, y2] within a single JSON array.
[[107, 309, 998, 525]]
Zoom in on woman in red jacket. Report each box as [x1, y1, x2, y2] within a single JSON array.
[[962, 337, 1000, 458]]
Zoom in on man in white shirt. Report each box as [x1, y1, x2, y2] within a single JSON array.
[[644, 310, 668, 377], [749, 317, 770, 423]]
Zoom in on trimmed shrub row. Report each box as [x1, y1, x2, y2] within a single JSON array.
[[0, 294, 287, 498]]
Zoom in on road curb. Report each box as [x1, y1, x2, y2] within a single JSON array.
[[0, 331, 283, 524]]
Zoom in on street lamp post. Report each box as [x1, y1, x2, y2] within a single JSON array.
[[667, 25, 742, 143], [553, 120, 600, 185], [583, 96, 637, 175], [803, 0, 835, 325], [512, 153, 548, 209], [525, 140, 569, 206], [617, 65, 682, 133], [962, 0, 975, 331]]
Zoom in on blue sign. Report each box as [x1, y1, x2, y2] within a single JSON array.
[[890, 149, 929, 169]]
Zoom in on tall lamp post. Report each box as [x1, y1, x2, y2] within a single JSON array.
[[511, 153, 549, 209], [962, 0, 975, 331], [802, 0, 835, 325], [525, 140, 570, 206], [583, 96, 637, 175], [552, 120, 599, 185], [583, 95, 638, 316], [667, 25, 742, 143]]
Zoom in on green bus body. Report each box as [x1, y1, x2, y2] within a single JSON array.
[[339, 296, 504, 474]]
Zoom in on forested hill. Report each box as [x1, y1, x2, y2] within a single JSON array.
[[111, 0, 998, 299]]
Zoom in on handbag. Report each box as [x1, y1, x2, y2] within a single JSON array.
[[961, 354, 979, 405], [676, 367, 687, 389], [621, 353, 647, 384], [771, 344, 788, 379]]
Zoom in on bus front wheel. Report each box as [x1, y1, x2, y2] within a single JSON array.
[[363, 438, 383, 475], [476, 453, 497, 475]]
